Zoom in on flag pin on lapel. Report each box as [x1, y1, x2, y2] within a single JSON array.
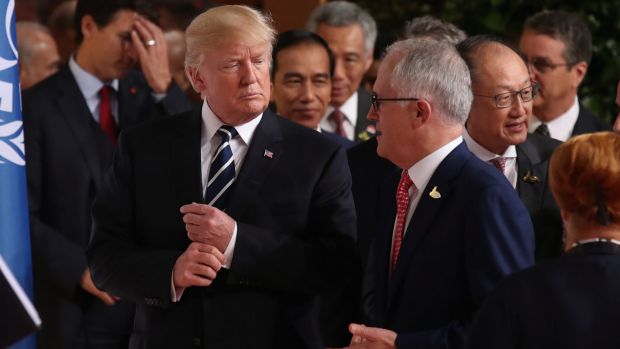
[[429, 186, 441, 199], [129, 87, 137, 95], [522, 170, 540, 183], [264, 149, 273, 159]]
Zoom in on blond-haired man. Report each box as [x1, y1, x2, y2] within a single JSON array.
[[87, 6, 356, 349]]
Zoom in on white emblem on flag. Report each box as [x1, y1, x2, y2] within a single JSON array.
[[0, 119, 25, 166]]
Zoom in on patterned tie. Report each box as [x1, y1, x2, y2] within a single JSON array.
[[205, 126, 238, 209], [534, 123, 550, 138], [392, 170, 414, 273], [329, 109, 347, 138], [99, 85, 118, 144], [489, 157, 507, 174]]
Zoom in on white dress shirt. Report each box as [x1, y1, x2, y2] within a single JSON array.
[[529, 97, 579, 142], [69, 57, 119, 123], [320, 91, 359, 141], [392, 136, 463, 256], [463, 128, 518, 188], [172, 100, 262, 301]]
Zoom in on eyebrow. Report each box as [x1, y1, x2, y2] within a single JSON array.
[[494, 78, 532, 90]]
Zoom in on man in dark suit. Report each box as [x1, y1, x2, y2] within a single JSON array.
[[87, 5, 356, 349], [457, 35, 563, 260], [23, 1, 190, 348], [344, 38, 534, 349], [519, 10, 610, 141], [307, 1, 377, 142]]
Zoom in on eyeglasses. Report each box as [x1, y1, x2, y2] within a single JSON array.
[[473, 84, 538, 109], [527, 58, 573, 73], [371, 92, 419, 112]]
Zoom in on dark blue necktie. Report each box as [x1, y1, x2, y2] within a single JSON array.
[[205, 125, 238, 209]]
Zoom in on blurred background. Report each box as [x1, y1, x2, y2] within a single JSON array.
[[16, 0, 620, 123]]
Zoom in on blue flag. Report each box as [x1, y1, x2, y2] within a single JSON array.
[[0, 1, 36, 348]]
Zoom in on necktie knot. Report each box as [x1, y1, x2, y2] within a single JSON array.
[[534, 123, 550, 138], [489, 157, 507, 174], [329, 109, 346, 137], [99, 85, 117, 144], [217, 125, 238, 142]]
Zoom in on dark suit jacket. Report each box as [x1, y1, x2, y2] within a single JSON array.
[[469, 241, 620, 349], [374, 143, 535, 349], [515, 133, 563, 260], [353, 88, 374, 142], [571, 104, 611, 136], [23, 66, 190, 349], [321, 129, 355, 149], [86, 109, 357, 349]]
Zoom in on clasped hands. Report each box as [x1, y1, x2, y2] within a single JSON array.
[[173, 203, 235, 289]]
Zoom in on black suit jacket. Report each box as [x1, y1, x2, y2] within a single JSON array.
[[354, 88, 373, 142], [515, 133, 563, 260], [86, 109, 357, 349], [571, 104, 611, 136], [375, 143, 534, 348], [470, 242, 620, 349], [23, 66, 191, 349]]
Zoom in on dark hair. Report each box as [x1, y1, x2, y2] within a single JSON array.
[[457, 34, 528, 83], [271, 30, 335, 79], [74, 0, 143, 44], [404, 15, 467, 46], [523, 10, 592, 66]]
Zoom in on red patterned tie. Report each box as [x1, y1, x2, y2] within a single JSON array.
[[329, 109, 346, 137], [99, 85, 118, 144], [489, 157, 506, 174], [392, 170, 414, 273]]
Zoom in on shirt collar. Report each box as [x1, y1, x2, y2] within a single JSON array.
[[326, 91, 359, 127], [200, 99, 263, 146], [407, 136, 463, 193], [68, 56, 119, 98], [462, 127, 517, 161], [530, 96, 580, 141]]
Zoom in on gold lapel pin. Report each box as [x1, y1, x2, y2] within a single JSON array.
[[429, 186, 441, 199], [522, 170, 540, 183]]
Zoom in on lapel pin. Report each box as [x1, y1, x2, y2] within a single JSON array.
[[429, 186, 441, 199], [263, 149, 273, 159], [129, 87, 137, 95], [522, 170, 540, 183]]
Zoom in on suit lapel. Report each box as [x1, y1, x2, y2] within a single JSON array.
[[355, 88, 373, 141], [170, 110, 204, 207], [118, 75, 148, 129], [387, 143, 469, 307], [225, 110, 283, 219], [55, 67, 108, 188], [516, 139, 545, 213]]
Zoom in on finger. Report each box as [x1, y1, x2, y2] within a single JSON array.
[[199, 244, 225, 263], [137, 16, 164, 40], [98, 291, 117, 306], [192, 264, 217, 280], [183, 212, 204, 225], [133, 19, 155, 45], [180, 202, 207, 214], [130, 30, 149, 58]]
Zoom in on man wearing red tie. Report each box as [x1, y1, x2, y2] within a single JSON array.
[[22, 1, 190, 348], [345, 38, 534, 349]]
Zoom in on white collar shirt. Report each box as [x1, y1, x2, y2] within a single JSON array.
[[320, 91, 358, 141], [68, 56, 119, 123], [463, 127, 518, 188], [529, 97, 579, 142]]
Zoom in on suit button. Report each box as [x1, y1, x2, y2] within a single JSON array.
[[193, 337, 201, 347]]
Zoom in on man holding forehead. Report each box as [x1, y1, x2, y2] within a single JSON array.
[[458, 35, 563, 260], [519, 10, 610, 141], [87, 5, 356, 349], [345, 39, 533, 349], [307, 1, 376, 142]]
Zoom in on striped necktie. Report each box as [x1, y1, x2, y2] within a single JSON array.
[[205, 125, 238, 209]]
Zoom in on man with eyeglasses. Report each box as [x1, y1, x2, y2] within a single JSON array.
[[457, 35, 563, 261], [344, 38, 534, 349], [519, 10, 610, 141]]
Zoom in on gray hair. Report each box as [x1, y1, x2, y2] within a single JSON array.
[[523, 10, 592, 66], [386, 38, 472, 125], [16, 21, 52, 65], [404, 15, 467, 46], [184, 5, 276, 69], [306, 1, 377, 56]]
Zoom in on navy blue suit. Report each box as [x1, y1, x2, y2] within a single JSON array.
[[470, 241, 620, 349], [374, 142, 534, 348]]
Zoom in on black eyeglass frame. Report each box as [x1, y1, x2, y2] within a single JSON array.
[[473, 84, 539, 109], [371, 92, 419, 112], [527, 58, 576, 73]]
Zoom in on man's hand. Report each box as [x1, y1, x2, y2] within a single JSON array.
[[130, 15, 171, 94], [173, 242, 225, 289], [80, 268, 119, 306], [180, 202, 236, 253], [345, 324, 397, 349]]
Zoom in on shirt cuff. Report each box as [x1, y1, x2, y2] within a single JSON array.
[[222, 222, 237, 269], [170, 269, 185, 302]]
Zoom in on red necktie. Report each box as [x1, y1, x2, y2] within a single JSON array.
[[329, 109, 346, 137], [99, 85, 118, 145], [489, 157, 507, 174], [392, 170, 414, 273]]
